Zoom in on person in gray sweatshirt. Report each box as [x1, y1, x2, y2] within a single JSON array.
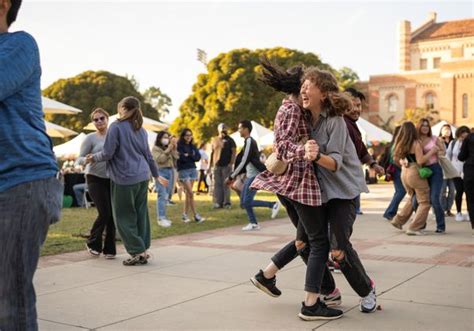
[[87, 96, 165, 266]]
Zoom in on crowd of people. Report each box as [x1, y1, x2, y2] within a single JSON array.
[[2, 1, 474, 328]]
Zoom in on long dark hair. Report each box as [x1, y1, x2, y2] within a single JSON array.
[[393, 122, 418, 160], [438, 124, 454, 143], [258, 56, 303, 96], [302, 67, 352, 117], [179, 128, 193, 145], [117, 96, 143, 131], [154, 131, 170, 149], [416, 118, 432, 138]]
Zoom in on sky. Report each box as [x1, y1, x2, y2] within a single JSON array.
[[13, 0, 473, 122]]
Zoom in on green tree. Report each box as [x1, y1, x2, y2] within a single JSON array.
[[43, 70, 167, 134], [143, 86, 172, 120], [170, 47, 357, 143], [398, 107, 440, 126], [335, 67, 360, 90]]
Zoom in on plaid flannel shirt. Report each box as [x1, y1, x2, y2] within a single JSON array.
[[251, 99, 322, 206]]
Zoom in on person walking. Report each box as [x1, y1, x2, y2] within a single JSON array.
[[210, 123, 236, 209], [177, 128, 204, 223], [227, 120, 280, 231], [390, 121, 433, 235], [439, 124, 455, 217], [0, 1, 63, 328], [87, 96, 165, 266], [77, 108, 116, 258], [197, 143, 210, 194], [152, 131, 179, 228]]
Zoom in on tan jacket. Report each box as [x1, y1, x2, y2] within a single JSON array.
[[152, 145, 179, 169]]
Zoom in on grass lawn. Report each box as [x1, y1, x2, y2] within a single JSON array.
[[41, 191, 285, 257]]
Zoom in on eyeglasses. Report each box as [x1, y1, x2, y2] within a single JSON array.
[[93, 116, 106, 122]]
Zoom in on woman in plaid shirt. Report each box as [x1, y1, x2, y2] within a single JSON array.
[[250, 58, 343, 321]]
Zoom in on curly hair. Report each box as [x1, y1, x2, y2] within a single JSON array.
[[302, 67, 352, 116]]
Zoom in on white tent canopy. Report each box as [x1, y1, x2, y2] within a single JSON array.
[[53, 133, 87, 159], [83, 114, 168, 132], [45, 120, 78, 138], [230, 121, 274, 150], [356, 117, 393, 143], [42, 97, 83, 115], [431, 120, 457, 137]]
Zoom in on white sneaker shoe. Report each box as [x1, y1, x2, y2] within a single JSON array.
[[271, 201, 281, 219], [182, 213, 191, 223], [360, 281, 377, 313], [464, 214, 470, 222], [157, 218, 172, 228], [242, 223, 260, 231], [455, 213, 464, 222]]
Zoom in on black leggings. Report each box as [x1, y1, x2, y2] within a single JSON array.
[[86, 175, 116, 255], [453, 177, 464, 213]]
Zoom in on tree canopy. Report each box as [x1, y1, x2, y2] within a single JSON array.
[[43, 70, 169, 133], [170, 47, 358, 143]]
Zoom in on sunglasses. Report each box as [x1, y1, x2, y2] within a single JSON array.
[[93, 116, 106, 123]]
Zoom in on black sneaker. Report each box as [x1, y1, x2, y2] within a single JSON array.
[[298, 299, 343, 321], [123, 255, 148, 266], [250, 270, 281, 297]]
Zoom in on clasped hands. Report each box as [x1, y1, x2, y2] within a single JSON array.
[[304, 140, 319, 161]]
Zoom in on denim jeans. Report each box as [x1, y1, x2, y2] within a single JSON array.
[[241, 176, 274, 224], [156, 168, 173, 219], [354, 195, 361, 213], [383, 166, 407, 220], [440, 179, 455, 213], [73, 182, 86, 207], [428, 163, 446, 231], [0, 177, 63, 331]]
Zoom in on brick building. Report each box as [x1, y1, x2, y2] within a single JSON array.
[[358, 12, 474, 130]]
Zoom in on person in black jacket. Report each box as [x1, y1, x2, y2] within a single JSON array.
[[226, 120, 280, 230], [458, 132, 474, 232], [177, 128, 204, 223]]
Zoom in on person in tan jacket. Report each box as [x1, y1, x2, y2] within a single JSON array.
[[152, 131, 179, 227]]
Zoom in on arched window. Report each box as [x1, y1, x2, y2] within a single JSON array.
[[387, 94, 398, 113], [463, 94, 468, 118], [425, 93, 435, 110]]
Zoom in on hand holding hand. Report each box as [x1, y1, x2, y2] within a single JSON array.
[[304, 140, 319, 161], [373, 164, 385, 175], [85, 154, 95, 164], [156, 176, 169, 187]]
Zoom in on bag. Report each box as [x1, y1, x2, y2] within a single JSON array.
[[438, 155, 459, 179], [385, 163, 397, 182], [418, 167, 433, 179], [231, 174, 246, 193], [265, 137, 308, 176]]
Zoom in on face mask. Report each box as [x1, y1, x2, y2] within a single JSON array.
[[161, 138, 170, 146]]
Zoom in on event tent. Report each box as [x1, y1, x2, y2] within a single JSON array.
[[83, 114, 168, 132], [45, 120, 78, 138], [42, 97, 83, 115], [53, 133, 87, 159], [356, 117, 393, 143]]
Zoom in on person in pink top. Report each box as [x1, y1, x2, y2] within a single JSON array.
[[417, 118, 446, 233]]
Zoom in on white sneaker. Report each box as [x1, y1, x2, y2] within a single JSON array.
[[271, 201, 281, 219], [157, 218, 172, 228], [359, 281, 377, 313], [464, 214, 470, 222], [182, 213, 191, 223], [242, 223, 260, 231], [455, 213, 464, 222]]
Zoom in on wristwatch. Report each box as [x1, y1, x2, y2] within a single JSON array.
[[315, 152, 322, 162]]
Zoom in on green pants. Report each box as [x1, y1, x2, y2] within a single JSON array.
[[111, 180, 150, 255]]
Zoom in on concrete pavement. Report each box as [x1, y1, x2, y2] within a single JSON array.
[[36, 184, 474, 330]]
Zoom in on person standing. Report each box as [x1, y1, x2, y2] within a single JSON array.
[[458, 132, 474, 233], [0, 1, 63, 329], [152, 131, 179, 228], [227, 120, 280, 231], [197, 143, 210, 194], [177, 128, 204, 223], [343, 88, 385, 215], [210, 123, 236, 209], [87, 96, 164, 266], [439, 124, 455, 217], [417, 118, 446, 233], [77, 108, 116, 258]]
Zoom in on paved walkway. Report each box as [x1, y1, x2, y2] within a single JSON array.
[[36, 184, 473, 330]]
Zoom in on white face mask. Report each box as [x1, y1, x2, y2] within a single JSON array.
[[161, 138, 170, 146]]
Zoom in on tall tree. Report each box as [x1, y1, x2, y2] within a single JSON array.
[[170, 47, 357, 143], [43, 70, 167, 133], [143, 86, 172, 120]]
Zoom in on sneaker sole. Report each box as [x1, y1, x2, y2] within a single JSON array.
[[298, 313, 343, 321], [86, 244, 100, 257], [250, 277, 280, 298], [322, 298, 342, 307], [359, 305, 377, 313]]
